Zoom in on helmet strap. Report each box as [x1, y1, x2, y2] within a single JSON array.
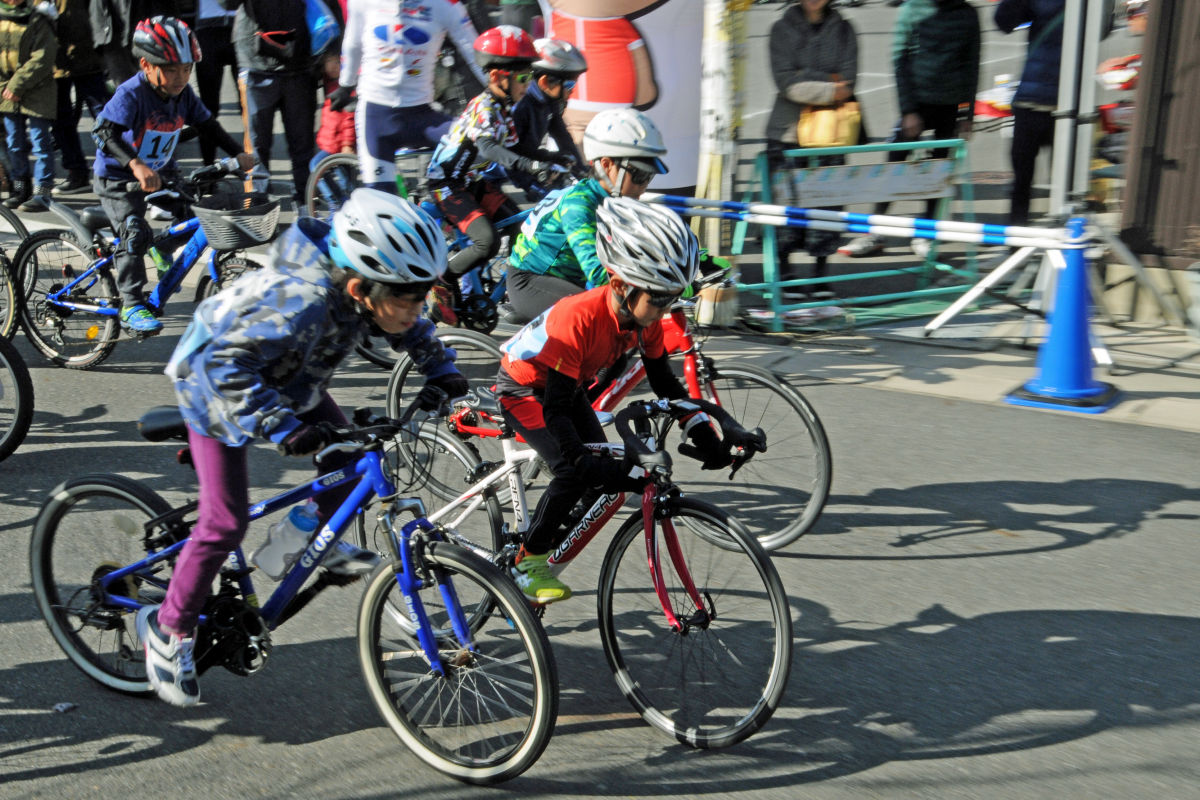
[[595, 159, 625, 198]]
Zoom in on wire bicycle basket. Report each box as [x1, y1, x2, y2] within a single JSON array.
[[193, 192, 281, 252]]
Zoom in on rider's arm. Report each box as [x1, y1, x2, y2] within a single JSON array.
[[559, 195, 608, 290], [475, 135, 542, 173], [644, 352, 689, 401], [338, 0, 364, 88], [91, 117, 139, 168], [442, 0, 489, 88], [387, 318, 460, 380], [193, 116, 244, 158]]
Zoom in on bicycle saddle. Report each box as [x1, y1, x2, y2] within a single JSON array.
[[79, 206, 114, 234], [137, 405, 189, 442]]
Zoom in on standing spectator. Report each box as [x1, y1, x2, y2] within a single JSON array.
[[499, 0, 541, 36], [995, 0, 1063, 227], [311, 49, 353, 167], [332, 0, 487, 194], [88, 0, 181, 88], [192, 0, 237, 165], [222, 0, 320, 204], [0, 0, 58, 212], [839, 0, 979, 260], [53, 0, 112, 194], [765, 0, 861, 299]]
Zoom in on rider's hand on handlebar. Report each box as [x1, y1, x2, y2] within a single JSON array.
[[277, 422, 339, 457], [678, 415, 732, 470], [131, 159, 162, 192], [235, 152, 257, 172]]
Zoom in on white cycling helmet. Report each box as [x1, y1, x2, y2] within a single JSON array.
[[328, 189, 447, 286], [595, 197, 698, 295], [582, 108, 668, 174]]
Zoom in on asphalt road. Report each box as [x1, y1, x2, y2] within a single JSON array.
[[3, 4, 1196, 800]]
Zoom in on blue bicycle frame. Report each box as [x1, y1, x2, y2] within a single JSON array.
[[91, 442, 475, 676], [43, 216, 227, 318], [420, 200, 532, 308]]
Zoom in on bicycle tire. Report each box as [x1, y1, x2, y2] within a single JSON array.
[[597, 497, 792, 749], [1, 253, 18, 340], [354, 331, 399, 370], [16, 230, 120, 369], [30, 474, 177, 695], [357, 542, 558, 784], [668, 360, 832, 550], [353, 420, 504, 556], [194, 254, 259, 301], [0, 334, 33, 461], [304, 152, 361, 222], [0, 204, 29, 338]]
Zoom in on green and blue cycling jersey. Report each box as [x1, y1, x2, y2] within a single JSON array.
[[508, 177, 609, 290]]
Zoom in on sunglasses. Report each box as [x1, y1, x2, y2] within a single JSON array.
[[510, 71, 533, 85], [623, 164, 656, 185], [548, 76, 577, 92], [645, 290, 681, 309]]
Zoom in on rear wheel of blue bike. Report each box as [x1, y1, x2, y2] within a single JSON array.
[[0, 334, 33, 461], [598, 497, 792, 748], [357, 542, 558, 784], [195, 254, 258, 301], [15, 230, 120, 369], [304, 152, 360, 223], [30, 474, 178, 694]]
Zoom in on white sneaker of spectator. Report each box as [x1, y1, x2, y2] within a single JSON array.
[[838, 234, 884, 257], [911, 238, 933, 260]]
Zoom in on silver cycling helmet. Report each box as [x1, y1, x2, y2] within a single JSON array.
[[582, 108, 668, 174], [328, 189, 447, 285], [531, 38, 588, 78], [595, 197, 698, 295]]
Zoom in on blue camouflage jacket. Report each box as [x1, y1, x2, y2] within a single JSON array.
[[166, 217, 458, 447]]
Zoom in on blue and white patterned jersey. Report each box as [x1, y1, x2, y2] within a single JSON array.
[[166, 218, 458, 447]]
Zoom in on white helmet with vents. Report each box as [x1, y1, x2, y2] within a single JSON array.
[[328, 189, 447, 285], [583, 108, 668, 174], [595, 197, 698, 295]]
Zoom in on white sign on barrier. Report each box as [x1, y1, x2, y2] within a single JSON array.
[[792, 159, 956, 207]]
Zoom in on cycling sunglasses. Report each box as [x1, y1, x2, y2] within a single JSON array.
[[510, 71, 533, 85], [622, 163, 657, 185], [645, 290, 681, 309], [548, 76, 578, 92]]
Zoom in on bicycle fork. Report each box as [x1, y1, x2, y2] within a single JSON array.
[[641, 489, 713, 634]]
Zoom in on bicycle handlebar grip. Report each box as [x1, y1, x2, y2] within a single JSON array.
[[612, 402, 656, 460]]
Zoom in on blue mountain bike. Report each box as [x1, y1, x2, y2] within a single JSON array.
[[29, 403, 557, 784], [13, 158, 280, 369]]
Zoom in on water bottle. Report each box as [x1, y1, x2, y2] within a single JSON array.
[[252, 501, 320, 579], [148, 246, 171, 276]]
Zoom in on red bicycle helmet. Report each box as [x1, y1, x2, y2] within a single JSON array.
[[473, 25, 537, 71], [132, 16, 202, 66]]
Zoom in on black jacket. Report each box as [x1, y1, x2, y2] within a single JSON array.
[[221, 0, 312, 74], [765, 4, 860, 143]]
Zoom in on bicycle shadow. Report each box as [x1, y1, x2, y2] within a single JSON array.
[[787, 477, 1200, 560], [518, 603, 1200, 795]]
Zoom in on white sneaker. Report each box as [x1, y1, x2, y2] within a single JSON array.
[[911, 238, 933, 260], [838, 234, 884, 257], [136, 605, 200, 707], [148, 205, 173, 221]]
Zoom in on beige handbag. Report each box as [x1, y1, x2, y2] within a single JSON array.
[[796, 100, 862, 148]]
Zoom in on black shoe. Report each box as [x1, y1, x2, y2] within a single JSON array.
[[4, 179, 30, 210], [18, 185, 52, 213], [59, 170, 91, 194]]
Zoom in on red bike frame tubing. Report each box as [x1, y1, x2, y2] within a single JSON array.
[[641, 488, 706, 633]]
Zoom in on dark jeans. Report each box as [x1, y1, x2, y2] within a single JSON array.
[[99, 44, 137, 87], [94, 174, 151, 305], [242, 69, 317, 201], [195, 24, 240, 164], [872, 102, 958, 219], [52, 73, 111, 174], [766, 139, 843, 280], [1009, 106, 1055, 226], [157, 394, 352, 634]]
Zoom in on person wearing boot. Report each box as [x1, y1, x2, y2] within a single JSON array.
[[0, 0, 58, 212], [53, 0, 112, 194]]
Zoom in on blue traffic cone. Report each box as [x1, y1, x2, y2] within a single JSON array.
[[1006, 218, 1119, 414]]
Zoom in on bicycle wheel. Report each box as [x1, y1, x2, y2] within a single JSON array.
[[358, 542, 558, 784], [386, 328, 502, 418], [353, 420, 504, 556], [16, 230, 120, 369], [304, 152, 361, 222], [30, 474, 178, 694], [194, 254, 258, 301], [598, 497, 792, 749], [354, 331, 399, 370], [1, 255, 18, 339], [0, 204, 29, 337], [0, 334, 33, 461], [669, 361, 832, 550]]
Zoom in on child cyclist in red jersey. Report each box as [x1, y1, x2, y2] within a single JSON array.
[[496, 197, 745, 604]]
